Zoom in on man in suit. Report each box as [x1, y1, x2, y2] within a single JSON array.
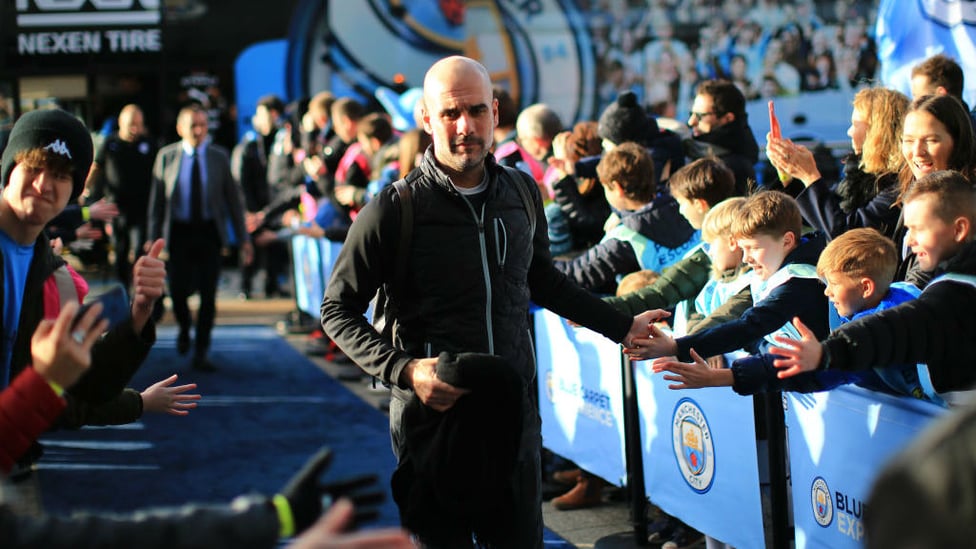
[[148, 104, 252, 371]]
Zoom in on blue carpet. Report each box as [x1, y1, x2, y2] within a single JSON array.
[[37, 324, 576, 546], [38, 325, 399, 527]]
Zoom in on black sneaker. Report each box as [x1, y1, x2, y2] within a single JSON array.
[[661, 524, 704, 549], [646, 515, 676, 545]]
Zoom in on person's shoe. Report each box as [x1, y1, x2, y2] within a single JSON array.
[[646, 515, 677, 545], [660, 524, 703, 549], [551, 475, 605, 510], [552, 468, 582, 485], [191, 357, 217, 372], [177, 330, 191, 355]]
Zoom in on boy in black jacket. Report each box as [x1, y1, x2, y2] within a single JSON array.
[[770, 170, 976, 401], [626, 190, 829, 362]]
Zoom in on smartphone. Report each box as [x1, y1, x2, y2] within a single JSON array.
[[768, 100, 782, 140], [72, 284, 130, 331], [768, 101, 792, 184]]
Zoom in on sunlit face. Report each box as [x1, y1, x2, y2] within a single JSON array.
[[903, 193, 965, 271], [688, 93, 724, 137], [910, 74, 937, 100], [118, 108, 144, 142], [2, 161, 73, 227], [822, 270, 869, 318], [177, 110, 209, 147], [251, 105, 276, 137], [847, 107, 868, 154], [422, 66, 498, 178], [902, 110, 954, 181], [707, 235, 742, 272], [675, 193, 707, 229], [736, 232, 794, 281]]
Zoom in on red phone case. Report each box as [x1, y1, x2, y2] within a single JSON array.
[[768, 101, 781, 139]]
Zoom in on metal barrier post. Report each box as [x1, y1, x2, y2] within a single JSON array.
[[622, 354, 648, 545]]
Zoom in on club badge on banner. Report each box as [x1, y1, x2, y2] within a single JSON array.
[[785, 385, 946, 548], [634, 364, 765, 549], [534, 309, 628, 486]]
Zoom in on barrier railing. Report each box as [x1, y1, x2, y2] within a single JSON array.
[[294, 235, 947, 547]]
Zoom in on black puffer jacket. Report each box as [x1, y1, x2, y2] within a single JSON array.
[[822, 239, 976, 393], [321, 150, 632, 390]]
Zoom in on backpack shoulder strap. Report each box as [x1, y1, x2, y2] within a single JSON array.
[[392, 177, 413, 295], [506, 169, 537, 237]]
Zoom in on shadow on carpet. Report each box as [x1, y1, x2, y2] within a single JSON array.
[[38, 325, 399, 527]]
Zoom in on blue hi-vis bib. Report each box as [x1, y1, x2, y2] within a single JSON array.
[[750, 263, 819, 347], [603, 224, 701, 277]]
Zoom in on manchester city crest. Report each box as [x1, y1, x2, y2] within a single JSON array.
[[671, 398, 715, 493], [811, 476, 833, 527]]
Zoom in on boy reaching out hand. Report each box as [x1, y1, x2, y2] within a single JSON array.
[[769, 171, 976, 404]]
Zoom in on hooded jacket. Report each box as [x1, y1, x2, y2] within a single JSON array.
[[555, 194, 699, 294]]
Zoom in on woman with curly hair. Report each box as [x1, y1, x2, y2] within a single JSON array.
[[765, 86, 909, 240]]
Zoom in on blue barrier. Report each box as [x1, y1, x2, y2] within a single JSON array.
[[291, 235, 343, 318], [291, 234, 323, 317], [785, 386, 947, 548], [535, 309, 629, 486], [290, 235, 950, 548], [634, 364, 766, 548]]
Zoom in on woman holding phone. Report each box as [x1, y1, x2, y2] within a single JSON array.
[[765, 87, 909, 241], [771, 93, 976, 287]]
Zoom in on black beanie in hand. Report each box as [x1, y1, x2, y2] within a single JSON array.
[[598, 91, 656, 147], [1, 109, 93, 201]]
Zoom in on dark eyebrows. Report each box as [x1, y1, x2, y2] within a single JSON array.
[[439, 103, 490, 118]]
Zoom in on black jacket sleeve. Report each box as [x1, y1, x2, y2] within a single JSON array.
[[795, 178, 901, 239], [525, 185, 632, 343], [67, 318, 156, 405], [321, 189, 413, 388], [675, 277, 827, 361], [0, 495, 279, 549]]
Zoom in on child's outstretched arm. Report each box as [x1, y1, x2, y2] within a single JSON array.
[[650, 349, 733, 390], [141, 374, 201, 416], [768, 317, 824, 378]]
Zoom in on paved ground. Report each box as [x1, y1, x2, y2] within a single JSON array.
[[82, 265, 670, 548]]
